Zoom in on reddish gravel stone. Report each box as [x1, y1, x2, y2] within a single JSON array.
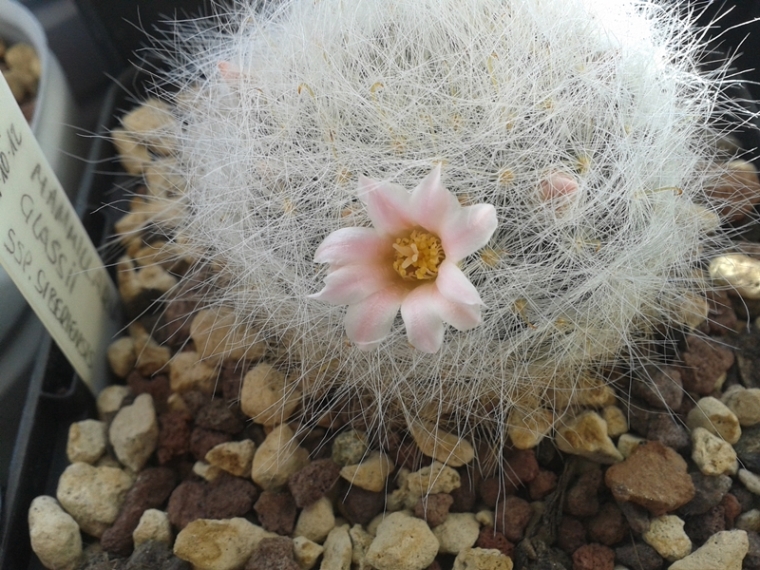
[[680, 334, 735, 395], [254, 491, 297, 535], [414, 493, 453, 527], [338, 484, 384, 526], [684, 505, 726, 545], [220, 364, 245, 404], [529, 469, 558, 501], [168, 480, 207, 529], [476, 526, 514, 558], [205, 474, 258, 520], [426, 561, 443, 570], [558, 516, 587, 555], [494, 495, 532, 542], [679, 472, 732, 516], [721, 493, 741, 528], [572, 543, 615, 570], [127, 371, 172, 413], [479, 477, 516, 509], [189, 426, 232, 461], [157, 411, 193, 464], [631, 366, 683, 411], [565, 469, 602, 518], [195, 398, 245, 434], [245, 536, 299, 570], [449, 470, 477, 513], [159, 298, 198, 348], [617, 501, 650, 535], [604, 441, 694, 516], [288, 459, 341, 508], [587, 503, 627, 546], [645, 414, 690, 452], [101, 468, 177, 556], [614, 542, 663, 570], [706, 290, 739, 335], [181, 391, 209, 416], [504, 449, 539, 487], [392, 441, 425, 472]]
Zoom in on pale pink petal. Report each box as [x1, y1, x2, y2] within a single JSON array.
[[540, 172, 579, 202], [400, 284, 445, 353], [434, 293, 482, 331], [357, 177, 414, 236], [309, 264, 393, 305], [345, 287, 405, 349], [408, 164, 458, 234], [439, 203, 498, 261], [435, 260, 483, 305], [314, 227, 390, 265]]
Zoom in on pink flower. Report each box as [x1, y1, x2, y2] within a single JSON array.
[[310, 165, 498, 353]]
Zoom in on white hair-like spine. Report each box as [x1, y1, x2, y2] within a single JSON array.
[[145, 0, 753, 446]]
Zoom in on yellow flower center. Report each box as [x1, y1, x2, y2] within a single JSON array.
[[392, 230, 445, 280]]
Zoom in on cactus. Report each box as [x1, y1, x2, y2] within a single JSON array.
[[143, 0, 753, 448]]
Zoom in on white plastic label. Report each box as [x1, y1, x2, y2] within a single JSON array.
[[0, 74, 120, 393]]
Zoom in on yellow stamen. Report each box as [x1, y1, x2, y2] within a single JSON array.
[[393, 230, 445, 280]]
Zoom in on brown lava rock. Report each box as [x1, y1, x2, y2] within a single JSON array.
[[449, 470, 477, 512], [414, 493, 454, 527], [254, 491, 298, 535], [287, 458, 341, 508], [529, 468, 558, 500], [157, 410, 193, 464], [127, 371, 173, 413], [614, 542, 663, 570], [679, 334, 735, 395], [205, 474, 258, 519], [503, 449, 539, 487], [558, 516, 587, 554], [101, 467, 177, 556], [604, 441, 694, 516], [189, 426, 232, 460], [572, 543, 615, 570], [684, 505, 726, 545], [168, 480, 207, 529], [587, 502, 627, 546], [476, 526, 514, 558], [245, 536, 299, 570], [195, 398, 245, 434], [337, 484, 385, 526], [631, 366, 683, 410], [565, 468, 602, 518], [494, 495, 532, 542]]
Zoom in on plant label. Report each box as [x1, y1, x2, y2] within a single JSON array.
[[0, 73, 120, 393]]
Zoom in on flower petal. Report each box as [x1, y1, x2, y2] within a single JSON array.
[[358, 177, 414, 236], [400, 284, 445, 353], [409, 164, 458, 234], [314, 227, 389, 265], [309, 264, 393, 305], [439, 203, 498, 261], [432, 289, 482, 331], [436, 259, 483, 305], [345, 287, 405, 350]]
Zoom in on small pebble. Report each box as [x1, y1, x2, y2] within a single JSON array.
[[321, 525, 352, 570], [339, 452, 394, 493], [66, 419, 108, 464], [107, 337, 137, 378], [251, 423, 310, 491], [28, 496, 82, 570], [240, 363, 301, 426], [406, 462, 461, 496], [364, 511, 439, 570], [189, 308, 266, 363], [691, 427, 738, 476], [433, 512, 480, 555], [173, 517, 274, 570], [740, 469, 760, 496], [169, 351, 217, 394], [292, 535, 324, 570], [409, 420, 475, 467], [133, 509, 172, 547], [686, 396, 741, 444], [96, 385, 131, 422], [56, 462, 134, 537], [453, 547, 514, 570], [294, 496, 335, 543], [109, 393, 159, 472], [723, 386, 760, 427], [331, 430, 369, 466], [205, 439, 255, 477], [555, 411, 623, 464], [738, 510, 760, 533], [710, 253, 760, 300], [507, 407, 554, 449], [642, 514, 692, 561], [668, 529, 748, 570]]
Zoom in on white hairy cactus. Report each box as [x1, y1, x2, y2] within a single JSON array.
[[144, 0, 752, 444]]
